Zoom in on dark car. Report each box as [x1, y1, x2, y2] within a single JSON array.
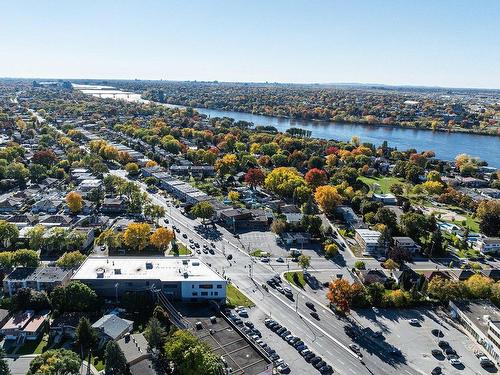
[[431, 349, 443, 357], [182, 233, 188, 238], [438, 340, 449, 348], [310, 356, 322, 365], [310, 312, 320, 320], [431, 367, 442, 375], [304, 353, 315, 362], [444, 348, 456, 356], [244, 321, 254, 329], [314, 361, 327, 369], [306, 301, 316, 310], [389, 349, 402, 357], [320, 365, 333, 374], [431, 329, 444, 337], [227, 254, 233, 260], [293, 340, 304, 348]]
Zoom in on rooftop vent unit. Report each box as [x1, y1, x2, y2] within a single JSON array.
[[96, 268, 105, 278], [183, 272, 188, 279], [182, 260, 189, 265], [146, 262, 153, 270], [114, 269, 121, 275], [192, 261, 200, 266]]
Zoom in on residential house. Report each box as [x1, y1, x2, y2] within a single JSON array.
[[450, 269, 475, 281], [92, 314, 134, 347], [392, 269, 425, 290], [478, 188, 500, 200], [481, 268, 500, 282], [355, 229, 383, 256], [0, 198, 23, 213], [372, 193, 397, 205], [3, 266, 73, 297], [335, 206, 362, 228], [393, 237, 421, 254], [456, 176, 489, 188], [0, 310, 49, 342], [280, 204, 303, 224], [6, 214, 38, 228], [422, 270, 451, 282], [38, 214, 73, 228], [475, 238, 500, 255], [31, 197, 63, 214], [101, 197, 127, 214], [358, 269, 388, 286], [280, 232, 311, 246], [118, 333, 155, 375]]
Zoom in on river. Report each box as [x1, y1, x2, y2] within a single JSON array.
[[73, 84, 500, 167]]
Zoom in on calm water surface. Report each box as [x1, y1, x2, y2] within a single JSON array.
[[74, 84, 500, 167]]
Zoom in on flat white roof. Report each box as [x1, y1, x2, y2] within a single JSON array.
[[73, 257, 225, 283]]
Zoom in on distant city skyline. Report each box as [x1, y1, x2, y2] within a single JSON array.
[[1, 0, 499, 89]]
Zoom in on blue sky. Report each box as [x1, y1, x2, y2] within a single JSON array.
[[1, 0, 499, 88]]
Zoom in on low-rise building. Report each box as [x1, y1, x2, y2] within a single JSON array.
[[392, 237, 421, 254], [92, 314, 134, 347], [101, 197, 127, 214], [449, 300, 500, 363], [0, 310, 49, 342], [372, 193, 397, 205], [3, 266, 73, 297], [280, 204, 303, 224], [476, 238, 500, 255], [280, 232, 311, 246], [72, 257, 227, 303], [355, 229, 383, 256]]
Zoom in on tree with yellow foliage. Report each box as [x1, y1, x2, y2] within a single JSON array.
[[228, 191, 240, 204], [422, 181, 444, 195], [150, 227, 174, 253], [314, 185, 342, 215], [123, 223, 151, 252], [65, 191, 83, 214]]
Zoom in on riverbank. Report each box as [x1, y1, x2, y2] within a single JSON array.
[[72, 84, 500, 167], [149, 97, 499, 137]]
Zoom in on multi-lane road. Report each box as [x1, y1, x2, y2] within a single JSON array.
[[111, 170, 423, 375]]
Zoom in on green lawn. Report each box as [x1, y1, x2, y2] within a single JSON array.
[[226, 284, 254, 308], [171, 243, 191, 256], [358, 176, 403, 194], [92, 355, 105, 371], [284, 271, 306, 288], [17, 334, 48, 355]]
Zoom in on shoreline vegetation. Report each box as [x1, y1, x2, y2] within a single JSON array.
[[152, 100, 500, 137]]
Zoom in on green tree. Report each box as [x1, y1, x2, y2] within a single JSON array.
[[27, 349, 80, 375], [75, 317, 98, 358], [95, 229, 121, 250], [27, 225, 45, 251], [104, 340, 128, 375], [298, 254, 311, 270], [0, 348, 11, 375], [0, 220, 19, 248], [144, 317, 166, 352], [56, 251, 86, 269], [190, 201, 215, 226], [50, 281, 98, 313], [11, 249, 39, 267], [324, 243, 338, 259]]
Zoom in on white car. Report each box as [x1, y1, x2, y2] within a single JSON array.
[[408, 318, 420, 325], [450, 358, 462, 366], [277, 363, 289, 373], [372, 307, 379, 313]]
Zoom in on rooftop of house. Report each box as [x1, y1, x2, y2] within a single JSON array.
[[5, 266, 71, 283], [92, 314, 133, 340], [73, 257, 226, 283]]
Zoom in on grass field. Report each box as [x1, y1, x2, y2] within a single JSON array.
[[284, 271, 306, 288], [358, 176, 403, 194], [17, 334, 48, 355], [226, 284, 254, 308]]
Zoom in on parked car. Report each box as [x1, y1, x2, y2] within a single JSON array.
[[431, 349, 443, 357], [438, 340, 449, 348], [450, 358, 462, 366], [227, 254, 233, 260], [431, 329, 444, 337], [349, 344, 361, 355], [276, 257, 284, 262], [431, 367, 442, 375], [408, 319, 420, 326]]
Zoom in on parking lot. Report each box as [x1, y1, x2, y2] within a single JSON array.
[[352, 307, 496, 375]]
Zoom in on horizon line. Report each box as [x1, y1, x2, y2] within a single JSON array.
[[2, 76, 499, 92]]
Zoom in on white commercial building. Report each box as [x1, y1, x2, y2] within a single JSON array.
[[72, 257, 227, 302], [355, 229, 382, 256]]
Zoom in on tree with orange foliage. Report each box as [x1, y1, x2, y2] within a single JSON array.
[[150, 227, 174, 253], [304, 168, 327, 189], [65, 191, 83, 214], [244, 168, 265, 189], [326, 279, 353, 313]]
